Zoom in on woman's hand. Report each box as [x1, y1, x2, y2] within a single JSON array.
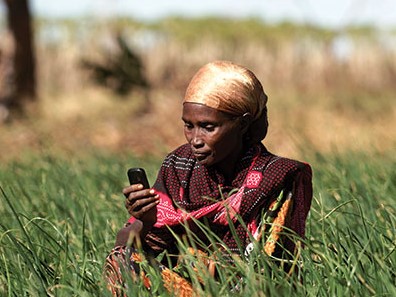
[[123, 184, 160, 228]]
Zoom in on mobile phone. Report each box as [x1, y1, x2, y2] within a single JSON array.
[[127, 168, 150, 189]]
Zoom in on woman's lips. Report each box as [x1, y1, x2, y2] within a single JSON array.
[[193, 151, 209, 160]]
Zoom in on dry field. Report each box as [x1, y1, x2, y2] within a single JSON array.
[[1, 18, 395, 161]]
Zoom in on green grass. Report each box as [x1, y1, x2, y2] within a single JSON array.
[[0, 150, 395, 296]]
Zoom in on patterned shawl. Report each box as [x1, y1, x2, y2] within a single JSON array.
[[131, 143, 312, 255]]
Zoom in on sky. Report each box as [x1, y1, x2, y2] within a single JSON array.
[[1, 0, 396, 29]]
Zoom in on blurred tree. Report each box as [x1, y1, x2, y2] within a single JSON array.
[[81, 34, 149, 96], [3, 0, 36, 115]]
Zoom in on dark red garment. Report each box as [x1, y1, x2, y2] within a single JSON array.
[[133, 143, 312, 255]]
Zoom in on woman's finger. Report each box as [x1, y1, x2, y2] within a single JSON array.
[[122, 184, 144, 197], [125, 188, 155, 204], [138, 199, 160, 213], [127, 195, 159, 215], [131, 195, 158, 210]]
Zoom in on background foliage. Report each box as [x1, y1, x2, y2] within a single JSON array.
[[0, 17, 395, 160]]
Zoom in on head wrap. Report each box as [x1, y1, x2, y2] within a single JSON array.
[[183, 60, 269, 143]]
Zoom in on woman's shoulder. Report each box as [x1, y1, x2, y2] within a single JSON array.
[[165, 143, 192, 158], [161, 144, 195, 167], [252, 148, 312, 190], [269, 155, 311, 171], [257, 145, 312, 174]]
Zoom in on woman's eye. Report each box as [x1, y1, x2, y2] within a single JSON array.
[[203, 125, 215, 132], [184, 123, 193, 130]]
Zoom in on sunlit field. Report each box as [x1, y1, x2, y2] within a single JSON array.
[[0, 150, 395, 296], [0, 17, 395, 296]]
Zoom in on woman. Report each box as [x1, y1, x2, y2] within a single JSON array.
[[105, 61, 313, 296]]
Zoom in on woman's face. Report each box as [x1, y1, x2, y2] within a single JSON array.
[[182, 103, 245, 170]]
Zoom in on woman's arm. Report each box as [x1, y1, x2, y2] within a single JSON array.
[[114, 219, 143, 247]]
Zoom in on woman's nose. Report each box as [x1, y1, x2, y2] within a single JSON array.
[[190, 129, 204, 148]]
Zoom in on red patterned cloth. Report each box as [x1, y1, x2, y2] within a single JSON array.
[[133, 143, 312, 255]]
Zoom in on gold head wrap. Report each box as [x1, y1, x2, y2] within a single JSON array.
[[183, 60, 269, 143]]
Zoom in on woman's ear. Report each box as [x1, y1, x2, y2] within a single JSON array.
[[240, 113, 253, 134]]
